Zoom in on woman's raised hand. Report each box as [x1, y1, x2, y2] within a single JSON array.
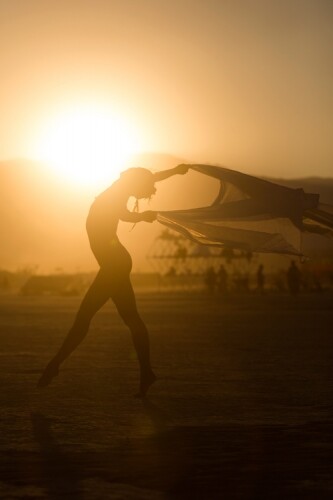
[[175, 164, 189, 175], [141, 211, 157, 223]]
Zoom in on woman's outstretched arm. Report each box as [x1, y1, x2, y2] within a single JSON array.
[[153, 164, 189, 183], [120, 209, 157, 223]]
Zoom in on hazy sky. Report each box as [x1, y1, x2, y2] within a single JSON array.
[[1, 0, 333, 178]]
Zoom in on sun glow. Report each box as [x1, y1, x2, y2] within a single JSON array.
[[31, 104, 144, 189]]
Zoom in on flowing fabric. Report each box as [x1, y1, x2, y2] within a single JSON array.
[[157, 165, 333, 256]]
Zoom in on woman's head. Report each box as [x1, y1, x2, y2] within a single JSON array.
[[120, 167, 156, 199]]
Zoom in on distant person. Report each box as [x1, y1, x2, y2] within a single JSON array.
[[256, 264, 265, 294], [217, 264, 228, 294], [174, 245, 187, 260], [166, 265, 176, 277], [287, 260, 301, 295], [0, 274, 10, 291], [38, 164, 189, 396], [204, 266, 217, 294]]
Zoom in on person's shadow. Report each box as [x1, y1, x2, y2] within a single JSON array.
[[31, 412, 83, 500], [26, 405, 333, 499], [29, 405, 193, 498]]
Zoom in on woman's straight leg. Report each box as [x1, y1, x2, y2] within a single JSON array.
[[111, 276, 156, 396]]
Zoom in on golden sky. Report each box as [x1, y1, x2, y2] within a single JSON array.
[[1, 0, 333, 179]]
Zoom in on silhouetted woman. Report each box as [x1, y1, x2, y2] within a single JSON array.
[[38, 164, 188, 396]]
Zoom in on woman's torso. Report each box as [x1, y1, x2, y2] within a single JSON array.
[[86, 184, 132, 272]]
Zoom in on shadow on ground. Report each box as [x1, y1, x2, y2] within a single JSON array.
[[1, 401, 332, 499]]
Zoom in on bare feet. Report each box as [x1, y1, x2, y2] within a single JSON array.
[[37, 361, 59, 388], [136, 370, 157, 398]]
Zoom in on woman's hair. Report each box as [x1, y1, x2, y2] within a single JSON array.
[[120, 167, 154, 186], [120, 168, 155, 227]]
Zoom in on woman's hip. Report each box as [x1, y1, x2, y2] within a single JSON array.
[[90, 240, 132, 275]]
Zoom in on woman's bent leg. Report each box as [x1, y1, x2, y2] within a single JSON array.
[[111, 277, 156, 396], [38, 269, 112, 387]]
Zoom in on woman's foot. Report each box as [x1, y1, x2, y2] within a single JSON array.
[[37, 361, 59, 388], [136, 370, 157, 398]]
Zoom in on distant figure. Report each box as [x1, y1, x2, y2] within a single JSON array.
[[204, 266, 217, 293], [0, 274, 10, 291], [217, 264, 228, 294], [38, 164, 189, 396], [166, 265, 176, 277], [256, 264, 265, 294], [174, 245, 187, 260], [287, 260, 301, 295]]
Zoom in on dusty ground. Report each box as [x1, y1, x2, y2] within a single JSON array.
[[0, 291, 332, 499]]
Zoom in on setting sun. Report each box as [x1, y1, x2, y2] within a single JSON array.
[[31, 104, 144, 188]]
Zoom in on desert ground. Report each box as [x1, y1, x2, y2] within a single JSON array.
[[0, 290, 332, 499]]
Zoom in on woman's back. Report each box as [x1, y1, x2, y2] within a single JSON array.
[[86, 182, 127, 244]]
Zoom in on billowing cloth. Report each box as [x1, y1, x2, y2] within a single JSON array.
[[157, 165, 333, 256]]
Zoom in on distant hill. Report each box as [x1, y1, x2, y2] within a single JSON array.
[[0, 159, 92, 272], [1, 157, 332, 272]]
